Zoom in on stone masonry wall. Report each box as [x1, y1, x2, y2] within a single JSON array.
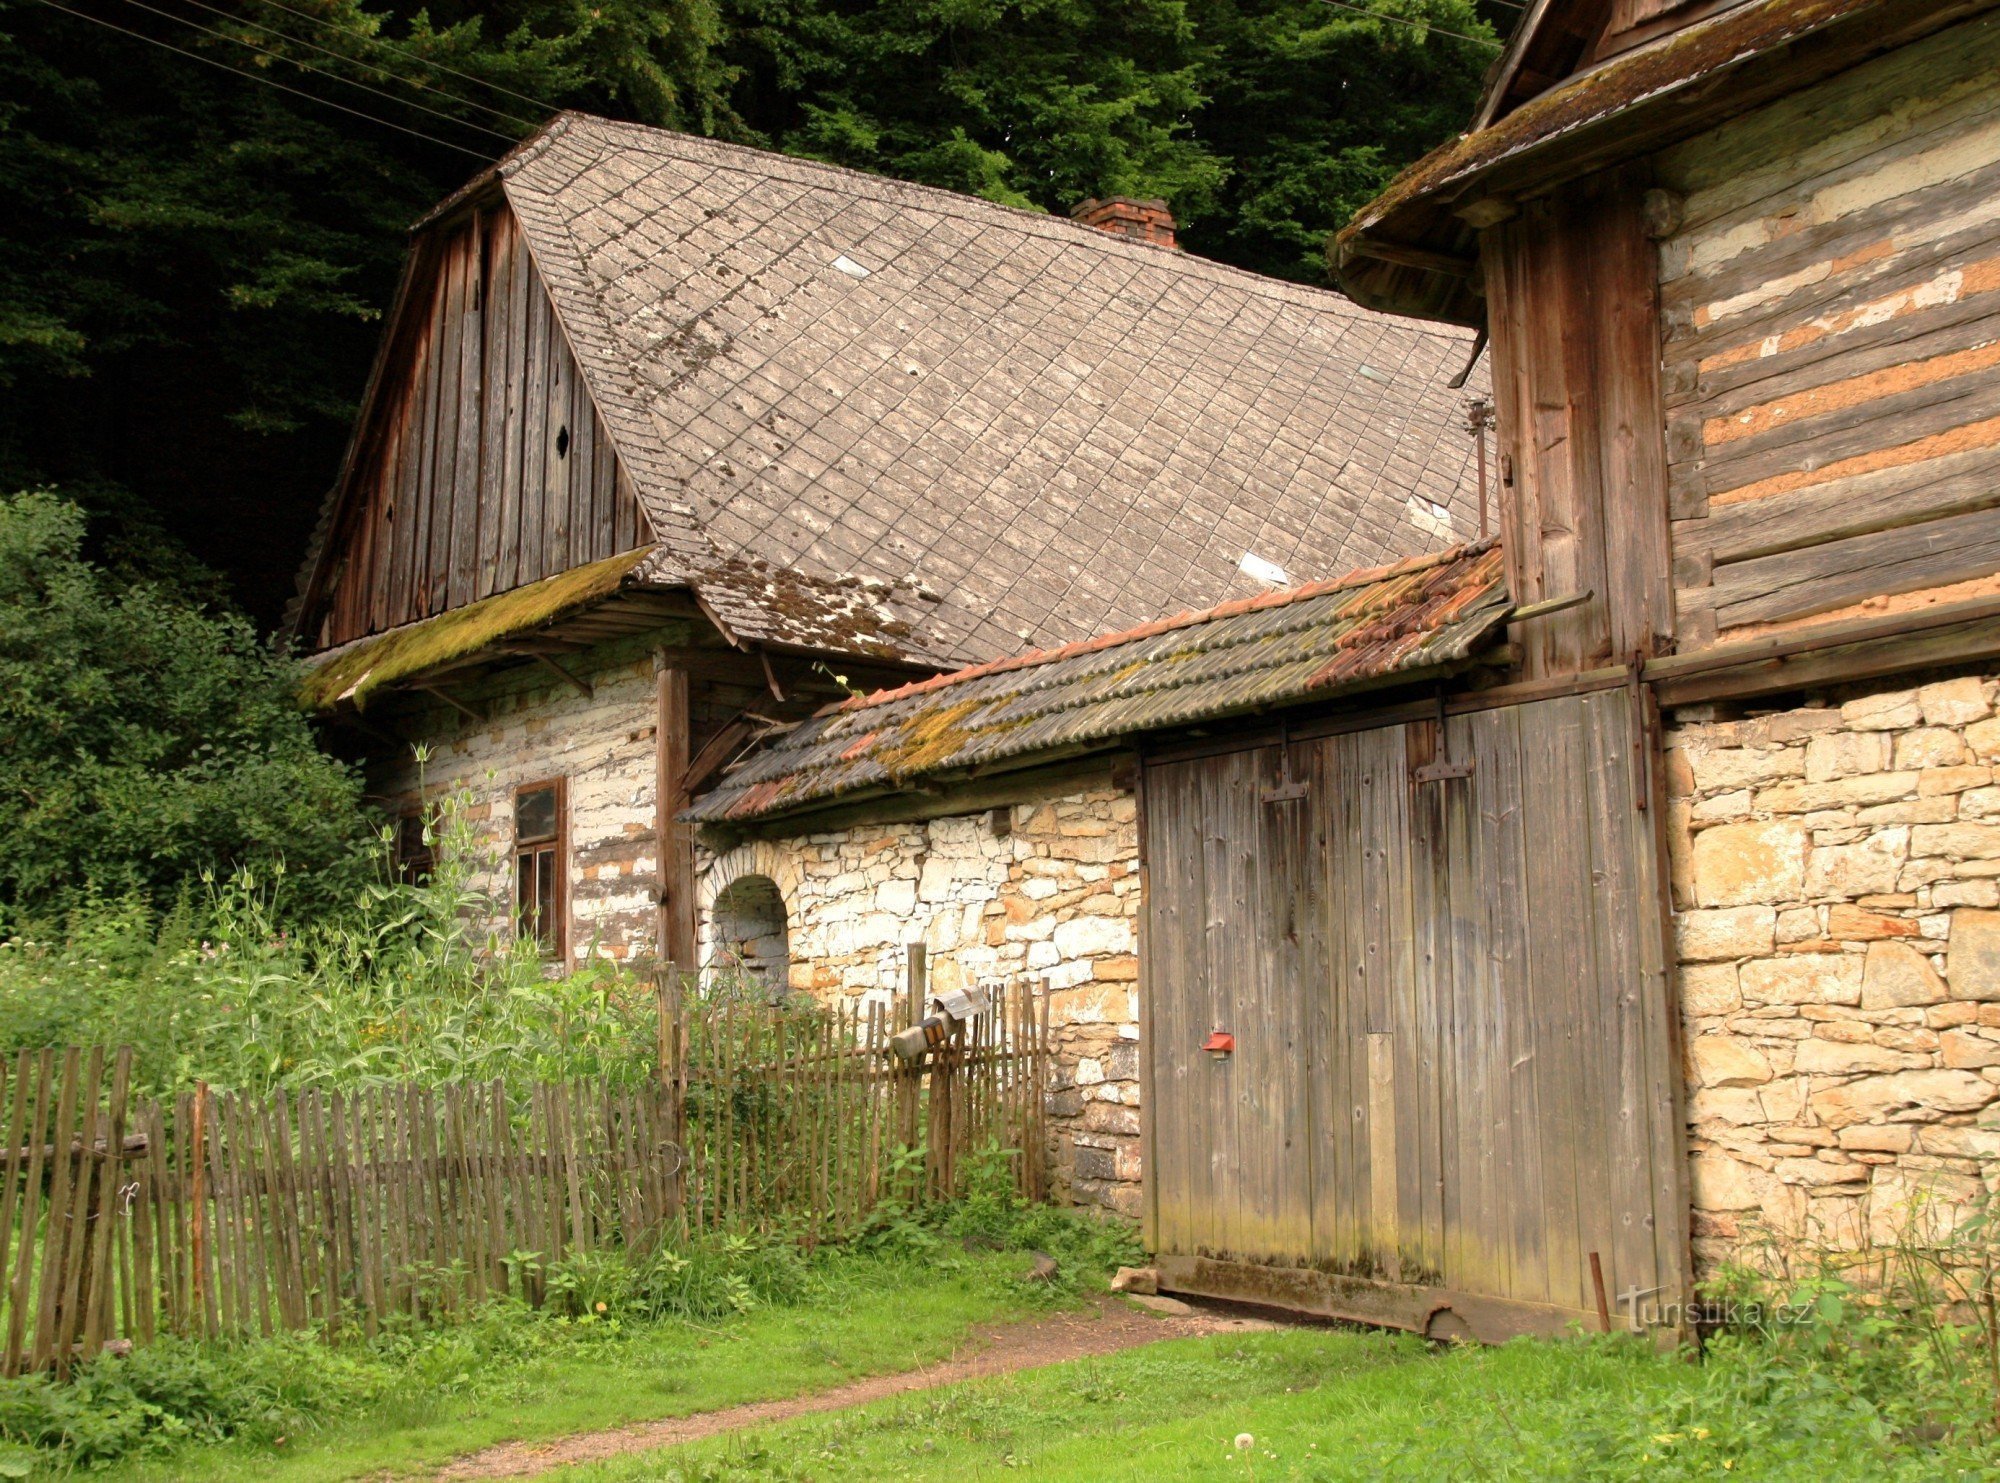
[[1667, 673, 2000, 1276], [699, 787, 1142, 1218], [371, 646, 660, 966]]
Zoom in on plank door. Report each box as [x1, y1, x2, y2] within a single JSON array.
[[1143, 689, 1689, 1341]]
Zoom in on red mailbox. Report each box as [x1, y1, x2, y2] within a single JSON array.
[[1202, 1030, 1235, 1059]]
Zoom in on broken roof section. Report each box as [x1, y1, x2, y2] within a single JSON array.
[[686, 542, 1511, 825], [299, 546, 949, 713], [487, 113, 1485, 662], [1334, 0, 1994, 323]]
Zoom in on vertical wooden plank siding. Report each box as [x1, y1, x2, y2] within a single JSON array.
[[1143, 691, 1687, 1339], [310, 205, 642, 649], [1482, 166, 1674, 680]]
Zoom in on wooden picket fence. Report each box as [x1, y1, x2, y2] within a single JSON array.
[[0, 966, 1049, 1375], [669, 969, 1050, 1239]]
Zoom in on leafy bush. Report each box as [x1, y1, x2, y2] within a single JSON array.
[[0, 490, 377, 923], [0, 782, 657, 1098]]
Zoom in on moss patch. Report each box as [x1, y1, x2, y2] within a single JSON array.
[[299, 547, 655, 711]]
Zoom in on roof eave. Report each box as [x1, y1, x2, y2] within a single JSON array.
[[1334, 0, 2000, 324]]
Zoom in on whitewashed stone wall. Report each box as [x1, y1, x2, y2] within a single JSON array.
[[698, 787, 1143, 1216], [1667, 674, 2000, 1275], [372, 647, 660, 965]]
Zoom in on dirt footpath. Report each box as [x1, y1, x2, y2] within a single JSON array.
[[435, 1297, 1273, 1478]]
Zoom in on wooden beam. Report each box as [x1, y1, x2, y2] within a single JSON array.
[[1341, 237, 1478, 279], [684, 715, 755, 797], [416, 683, 482, 723], [655, 659, 697, 967]]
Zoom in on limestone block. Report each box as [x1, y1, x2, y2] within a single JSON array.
[[1938, 882, 2000, 909], [1759, 773, 1917, 813], [1917, 1124, 2000, 1158], [1691, 1035, 1774, 1087], [1941, 1028, 2000, 1069], [1949, 909, 2000, 1000], [1052, 916, 1132, 959], [1920, 766, 1992, 796], [1809, 1069, 1997, 1128], [1776, 907, 1822, 943], [1689, 1152, 1766, 1211], [1895, 728, 1970, 769], [1855, 798, 1958, 826], [1912, 823, 2000, 861], [1741, 953, 1862, 1006], [1805, 830, 1909, 897], [1693, 790, 1753, 822], [875, 879, 917, 915], [1920, 678, 1992, 727], [1792, 1039, 1927, 1075], [1969, 718, 2000, 761], [1677, 906, 1776, 961], [1841, 690, 1923, 730], [1776, 1156, 1866, 1186], [1829, 904, 1917, 940], [1838, 1125, 1914, 1152], [1692, 819, 1806, 907], [1868, 1166, 1983, 1248], [1691, 1087, 1770, 1125], [1688, 745, 1804, 791], [1962, 788, 2000, 819], [1861, 940, 1948, 1009], [1806, 731, 1890, 783], [1680, 962, 1742, 1016]]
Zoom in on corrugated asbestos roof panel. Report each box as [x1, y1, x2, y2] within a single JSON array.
[[687, 541, 1509, 823]]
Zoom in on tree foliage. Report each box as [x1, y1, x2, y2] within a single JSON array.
[[0, 0, 1496, 623], [0, 490, 374, 918]]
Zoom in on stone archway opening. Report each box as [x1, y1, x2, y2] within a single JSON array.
[[708, 873, 791, 998]]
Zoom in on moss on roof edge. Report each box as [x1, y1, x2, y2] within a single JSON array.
[[299, 546, 655, 712]]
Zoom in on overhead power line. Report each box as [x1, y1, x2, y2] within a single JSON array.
[[112, 0, 517, 143], [31, 0, 497, 159], [248, 0, 563, 120], [163, 0, 545, 133], [1309, 0, 1503, 47]]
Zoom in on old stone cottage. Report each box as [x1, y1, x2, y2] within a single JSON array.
[[295, 0, 2000, 1342], [287, 114, 1486, 1220]]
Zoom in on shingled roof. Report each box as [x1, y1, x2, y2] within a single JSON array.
[[686, 541, 1510, 825], [424, 113, 1488, 665]]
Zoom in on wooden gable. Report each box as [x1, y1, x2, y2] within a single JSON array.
[[1477, 0, 1755, 130], [304, 202, 647, 651]]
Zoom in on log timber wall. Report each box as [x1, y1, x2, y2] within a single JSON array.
[[1659, 13, 2000, 649]]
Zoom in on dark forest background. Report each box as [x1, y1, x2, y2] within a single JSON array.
[[1, 0, 1502, 627]]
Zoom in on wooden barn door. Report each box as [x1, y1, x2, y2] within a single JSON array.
[[1143, 689, 1689, 1341]]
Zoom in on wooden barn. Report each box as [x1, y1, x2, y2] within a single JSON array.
[[690, 0, 2000, 1342], [297, 0, 2000, 1343]]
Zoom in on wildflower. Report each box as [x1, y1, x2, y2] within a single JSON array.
[[1234, 1434, 1254, 1452]]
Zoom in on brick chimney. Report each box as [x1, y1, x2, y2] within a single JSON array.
[[1070, 197, 1177, 249]]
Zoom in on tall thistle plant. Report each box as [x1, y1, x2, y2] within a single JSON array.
[[0, 762, 658, 1098]]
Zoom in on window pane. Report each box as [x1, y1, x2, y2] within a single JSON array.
[[535, 846, 557, 953], [517, 785, 558, 844], [517, 851, 538, 944]]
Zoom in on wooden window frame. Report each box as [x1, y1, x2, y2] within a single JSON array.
[[514, 777, 568, 960]]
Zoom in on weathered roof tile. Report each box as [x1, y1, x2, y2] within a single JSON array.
[[686, 541, 1509, 824]]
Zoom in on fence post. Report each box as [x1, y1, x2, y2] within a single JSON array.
[[188, 1083, 208, 1338], [900, 945, 926, 1187]]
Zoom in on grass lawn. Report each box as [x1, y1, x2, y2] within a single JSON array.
[[579, 1322, 1996, 1483], [90, 1247, 1072, 1483]]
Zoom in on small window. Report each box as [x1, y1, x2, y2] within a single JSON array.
[[394, 807, 435, 885], [514, 780, 565, 958]]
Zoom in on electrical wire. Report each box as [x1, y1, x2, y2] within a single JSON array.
[[248, 0, 563, 120], [161, 0, 545, 132], [30, 0, 497, 159], [111, 0, 517, 142], [1309, 0, 1503, 46]]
